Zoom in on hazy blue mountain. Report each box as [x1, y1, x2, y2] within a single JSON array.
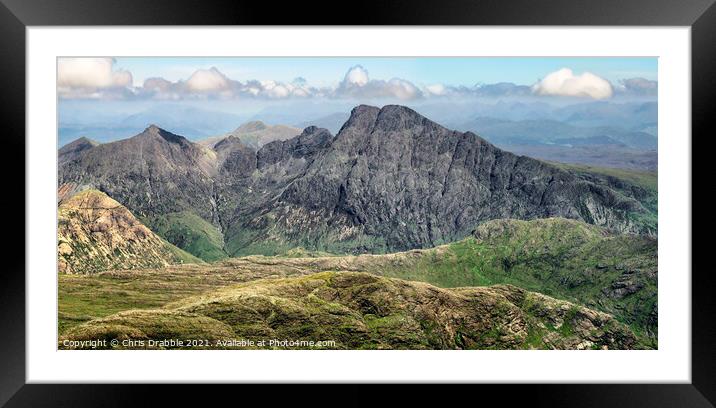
[[553, 101, 657, 131], [458, 117, 657, 150], [59, 104, 249, 147], [119, 104, 247, 139]]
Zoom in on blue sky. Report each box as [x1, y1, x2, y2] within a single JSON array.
[[113, 57, 657, 89]]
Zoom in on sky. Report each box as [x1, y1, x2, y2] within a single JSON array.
[[57, 57, 658, 102], [111, 57, 657, 89]]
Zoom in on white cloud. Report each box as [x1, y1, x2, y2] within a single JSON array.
[[344, 65, 369, 86], [186, 67, 231, 92], [425, 84, 447, 96], [60, 60, 637, 103], [267, 84, 290, 98], [334, 66, 422, 100], [57, 58, 133, 95], [531, 68, 613, 99], [385, 78, 421, 100]]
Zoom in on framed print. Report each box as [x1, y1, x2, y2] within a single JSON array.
[[2, 0, 713, 405]]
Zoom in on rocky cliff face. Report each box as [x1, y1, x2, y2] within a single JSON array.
[[59, 106, 655, 258], [57, 189, 197, 274], [59, 125, 219, 222], [228, 105, 651, 254]]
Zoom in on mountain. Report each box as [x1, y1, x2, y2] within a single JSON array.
[[59, 105, 656, 260], [119, 105, 246, 139], [458, 117, 657, 150], [58, 137, 99, 164], [501, 145, 658, 172], [59, 105, 250, 147], [57, 189, 201, 274], [225, 105, 653, 254], [199, 121, 301, 150], [59, 271, 637, 350], [555, 101, 657, 131]]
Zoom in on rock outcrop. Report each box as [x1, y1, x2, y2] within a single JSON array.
[[57, 189, 198, 274]]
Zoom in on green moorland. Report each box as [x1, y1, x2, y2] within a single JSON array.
[[142, 211, 229, 262], [58, 218, 657, 348], [59, 271, 639, 350], [377, 218, 657, 346]]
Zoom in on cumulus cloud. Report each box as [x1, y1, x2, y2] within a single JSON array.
[[57, 58, 134, 98], [425, 84, 447, 96], [344, 65, 370, 87], [185, 67, 231, 92], [334, 65, 422, 100], [531, 68, 613, 99]]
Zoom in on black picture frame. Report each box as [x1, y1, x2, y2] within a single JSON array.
[[2, 0, 712, 405]]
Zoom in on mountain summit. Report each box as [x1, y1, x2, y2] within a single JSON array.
[[59, 105, 655, 259]]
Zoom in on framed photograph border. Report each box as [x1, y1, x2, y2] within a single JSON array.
[[2, 0, 713, 405]]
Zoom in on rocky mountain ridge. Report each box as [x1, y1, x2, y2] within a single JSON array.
[[59, 105, 656, 259]]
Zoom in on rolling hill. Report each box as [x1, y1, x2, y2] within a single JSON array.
[[60, 271, 638, 350]]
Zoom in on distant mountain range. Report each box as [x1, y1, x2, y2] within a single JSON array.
[[58, 104, 249, 146], [198, 121, 301, 150], [457, 117, 656, 150], [59, 104, 657, 261]]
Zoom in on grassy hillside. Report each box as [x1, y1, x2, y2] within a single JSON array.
[[60, 272, 638, 350], [376, 218, 657, 346], [144, 211, 228, 262], [58, 217, 657, 347], [556, 163, 657, 191]]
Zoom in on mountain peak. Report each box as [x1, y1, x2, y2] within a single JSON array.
[[136, 125, 189, 145], [338, 104, 433, 140], [236, 121, 268, 133], [379, 104, 420, 116], [58, 137, 100, 164], [60, 136, 99, 150], [75, 136, 98, 145], [350, 104, 380, 118], [375, 104, 429, 128]]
